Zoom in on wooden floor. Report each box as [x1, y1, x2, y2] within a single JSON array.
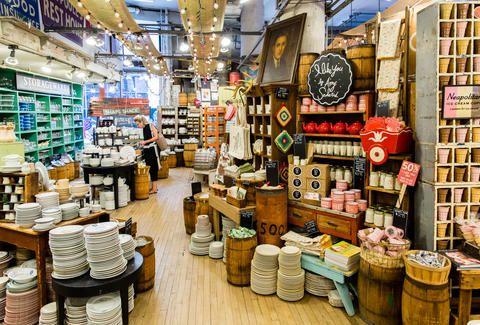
[[111, 168, 366, 325]]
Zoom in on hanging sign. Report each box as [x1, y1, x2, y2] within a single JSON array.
[[266, 160, 279, 186], [40, 0, 85, 46], [16, 73, 72, 96], [0, 0, 41, 29], [275, 87, 289, 100], [442, 85, 480, 119], [308, 53, 353, 106]]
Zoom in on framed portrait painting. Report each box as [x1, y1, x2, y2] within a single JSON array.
[[258, 13, 306, 85]]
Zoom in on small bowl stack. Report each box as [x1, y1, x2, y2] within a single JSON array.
[[55, 179, 70, 202], [42, 208, 62, 224], [305, 271, 335, 296], [119, 234, 136, 260], [208, 241, 224, 259], [118, 184, 129, 208], [32, 217, 55, 232], [59, 203, 79, 221], [70, 182, 90, 199], [189, 215, 214, 256], [86, 293, 122, 324], [251, 244, 280, 295], [222, 216, 236, 263], [35, 192, 59, 209], [65, 297, 88, 324], [14, 203, 41, 228], [39, 302, 56, 325], [277, 246, 304, 302], [0, 252, 13, 275]]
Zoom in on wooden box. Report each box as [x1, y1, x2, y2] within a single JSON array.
[[226, 195, 246, 208]]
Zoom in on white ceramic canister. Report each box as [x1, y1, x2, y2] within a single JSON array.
[[365, 208, 375, 223], [344, 169, 353, 184], [369, 172, 379, 187], [374, 210, 384, 227], [335, 168, 344, 182], [384, 212, 394, 227], [384, 174, 395, 190]]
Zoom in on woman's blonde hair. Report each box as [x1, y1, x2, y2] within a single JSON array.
[[134, 115, 148, 124]]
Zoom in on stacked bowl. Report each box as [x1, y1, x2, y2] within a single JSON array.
[[118, 183, 129, 208], [42, 207, 62, 224], [65, 297, 88, 324], [84, 222, 127, 279], [86, 292, 122, 324], [277, 246, 304, 302], [59, 203, 79, 221], [49, 225, 89, 279], [14, 203, 41, 228], [35, 192, 59, 209], [32, 217, 56, 232], [208, 241, 224, 259], [39, 302, 57, 325], [189, 215, 214, 256], [251, 244, 280, 295], [70, 182, 90, 199], [119, 234, 136, 260]]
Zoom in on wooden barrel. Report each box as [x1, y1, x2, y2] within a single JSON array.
[[402, 276, 449, 325], [298, 53, 319, 95], [74, 162, 80, 179], [226, 235, 257, 286], [236, 179, 264, 206], [346, 44, 376, 91], [65, 163, 74, 180], [187, 93, 196, 106], [135, 166, 150, 200], [183, 197, 196, 234], [178, 92, 188, 106], [48, 168, 58, 180], [255, 187, 287, 247], [183, 150, 195, 167], [135, 236, 155, 292], [167, 154, 177, 168], [158, 157, 169, 179], [56, 166, 67, 180], [358, 258, 403, 325], [194, 192, 213, 225]]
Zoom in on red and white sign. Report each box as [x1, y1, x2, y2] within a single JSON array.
[[397, 161, 420, 187]]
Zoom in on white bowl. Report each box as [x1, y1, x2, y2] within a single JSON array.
[[103, 177, 113, 186], [79, 207, 90, 215], [89, 158, 100, 167]]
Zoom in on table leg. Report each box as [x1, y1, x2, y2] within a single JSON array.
[[83, 171, 90, 184], [35, 237, 47, 306], [213, 209, 220, 241], [56, 294, 65, 324], [113, 171, 119, 209], [334, 281, 355, 317], [120, 286, 129, 325], [458, 289, 472, 325]]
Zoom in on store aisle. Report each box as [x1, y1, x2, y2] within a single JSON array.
[[110, 168, 365, 325]]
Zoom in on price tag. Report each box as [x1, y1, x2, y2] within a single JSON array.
[[397, 161, 421, 187]]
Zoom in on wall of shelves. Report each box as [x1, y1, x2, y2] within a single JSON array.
[[159, 105, 193, 147]]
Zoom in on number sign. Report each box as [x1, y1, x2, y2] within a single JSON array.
[[397, 161, 420, 187]]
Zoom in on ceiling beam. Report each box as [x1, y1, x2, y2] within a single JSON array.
[[326, 0, 355, 18]]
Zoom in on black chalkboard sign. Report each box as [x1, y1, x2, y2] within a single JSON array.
[[293, 134, 307, 159], [393, 208, 409, 234], [125, 218, 132, 235], [376, 100, 390, 117], [304, 220, 320, 237], [266, 160, 280, 186], [240, 211, 255, 229], [353, 157, 366, 189], [275, 87, 289, 100], [308, 53, 353, 106], [191, 182, 202, 198]]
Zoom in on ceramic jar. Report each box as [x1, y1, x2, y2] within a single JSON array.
[[384, 212, 394, 227], [344, 169, 353, 184], [321, 198, 332, 209], [365, 208, 375, 223], [335, 168, 345, 182], [344, 191, 355, 202], [374, 210, 384, 227], [346, 202, 359, 214], [357, 200, 367, 211], [369, 172, 379, 187], [336, 180, 348, 191], [384, 174, 395, 190]]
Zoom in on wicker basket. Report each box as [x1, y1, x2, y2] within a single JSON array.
[[403, 250, 451, 286], [358, 232, 411, 268]]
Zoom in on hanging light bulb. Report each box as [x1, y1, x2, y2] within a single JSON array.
[[114, 11, 120, 18], [76, 70, 87, 79], [217, 62, 225, 70], [127, 28, 131, 35], [41, 57, 53, 73], [96, 23, 101, 29], [181, 7, 186, 14], [5, 45, 18, 66], [179, 42, 189, 52], [221, 37, 231, 47], [65, 67, 75, 79], [118, 21, 123, 28], [123, 57, 132, 67], [213, 1, 219, 9], [85, 12, 91, 21], [187, 19, 192, 26], [213, 16, 218, 23], [220, 47, 229, 53], [77, 0, 82, 8], [211, 25, 215, 31]]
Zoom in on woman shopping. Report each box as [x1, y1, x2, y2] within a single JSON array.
[[134, 115, 159, 194]]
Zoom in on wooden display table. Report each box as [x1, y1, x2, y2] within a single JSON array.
[[301, 254, 358, 316], [208, 195, 255, 240], [288, 201, 364, 245], [53, 252, 143, 325], [0, 211, 109, 306], [452, 270, 480, 325]]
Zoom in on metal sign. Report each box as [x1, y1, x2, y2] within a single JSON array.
[[16, 73, 72, 96]]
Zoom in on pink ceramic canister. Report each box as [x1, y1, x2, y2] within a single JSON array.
[[309, 104, 318, 113], [437, 206, 450, 221], [321, 198, 332, 209], [332, 201, 344, 212], [345, 202, 359, 214], [326, 106, 336, 112], [301, 105, 309, 113], [336, 180, 349, 191], [346, 95, 358, 111], [457, 21, 468, 37], [454, 188, 465, 203], [456, 127, 469, 143], [440, 39, 452, 55], [474, 57, 480, 72], [336, 103, 346, 112], [357, 199, 367, 212], [438, 148, 450, 164], [358, 95, 368, 112], [344, 190, 355, 202], [318, 105, 327, 112], [472, 166, 480, 182], [302, 97, 312, 106], [352, 189, 362, 200], [332, 191, 345, 202], [456, 75, 468, 85]]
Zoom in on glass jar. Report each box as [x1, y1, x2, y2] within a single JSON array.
[[344, 169, 353, 184], [369, 172, 379, 187], [384, 173, 394, 190], [366, 208, 375, 223], [374, 209, 385, 227]]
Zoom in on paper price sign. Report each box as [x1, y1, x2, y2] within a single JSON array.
[[397, 161, 420, 187]]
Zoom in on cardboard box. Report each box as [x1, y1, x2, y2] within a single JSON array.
[[306, 177, 330, 192], [289, 177, 307, 189], [289, 165, 306, 178], [306, 164, 330, 180], [288, 188, 304, 201]]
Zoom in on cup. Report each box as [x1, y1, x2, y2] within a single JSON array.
[[440, 3, 454, 19], [374, 210, 384, 227], [439, 58, 451, 73], [440, 22, 453, 37], [473, 148, 480, 163], [457, 21, 469, 37], [438, 188, 449, 203], [472, 167, 480, 182], [456, 75, 468, 85], [438, 148, 450, 164], [439, 128, 451, 143], [358, 95, 368, 112], [475, 21, 480, 37], [457, 57, 467, 73], [455, 206, 467, 219], [440, 40, 452, 55], [457, 39, 469, 55], [437, 167, 450, 182], [321, 198, 332, 209], [472, 128, 480, 142], [472, 188, 480, 203], [457, 4, 469, 19], [353, 145, 360, 156], [456, 148, 468, 163], [456, 127, 469, 143], [437, 224, 448, 238], [3, 204, 9, 211], [455, 167, 466, 182], [346, 144, 353, 157], [454, 188, 465, 202]]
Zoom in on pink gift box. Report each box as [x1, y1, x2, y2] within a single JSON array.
[[321, 198, 332, 209]]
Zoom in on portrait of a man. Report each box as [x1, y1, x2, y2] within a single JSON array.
[[258, 14, 306, 85]]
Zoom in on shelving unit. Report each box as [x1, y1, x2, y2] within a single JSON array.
[[159, 106, 191, 147], [203, 106, 225, 156], [0, 172, 39, 222]]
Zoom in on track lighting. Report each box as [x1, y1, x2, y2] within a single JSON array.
[[41, 57, 53, 73], [5, 45, 18, 66]]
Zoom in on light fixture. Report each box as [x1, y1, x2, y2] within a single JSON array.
[[95, 36, 105, 47], [240, 0, 249, 3], [86, 35, 97, 46], [153, 64, 160, 70], [65, 67, 75, 79], [5, 45, 18, 66], [179, 42, 189, 52], [213, 1, 219, 9], [220, 47, 229, 53], [217, 62, 225, 70], [221, 37, 231, 47], [123, 57, 133, 67], [180, 7, 186, 14], [213, 16, 218, 23], [114, 11, 120, 18], [76, 70, 87, 79], [41, 57, 53, 73], [85, 12, 91, 20]]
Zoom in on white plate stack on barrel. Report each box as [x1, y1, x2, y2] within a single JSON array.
[[250, 244, 280, 295], [119, 234, 136, 260], [276, 246, 305, 302], [189, 215, 214, 256]]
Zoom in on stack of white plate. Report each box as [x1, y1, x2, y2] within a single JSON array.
[[0, 252, 13, 275], [65, 297, 88, 325], [14, 203, 42, 227], [35, 192, 59, 209], [56, 180, 70, 202], [208, 241, 224, 259], [305, 271, 335, 296], [49, 225, 89, 279], [189, 215, 214, 256], [0, 276, 7, 321], [86, 292, 122, 324], [128, 284, 134, 312], [118, 185, 129, 208], [39, 302, 57, 325], [89, 175, 104, 186], [32, 217, 55, 232], [3, 287, 39, 325], [251, 244, 280, 295], [103, 192, 115, 211], [100, 158, 115, 167], [277, 246, 304, 302], [84, 222, 127, 279], [119, 234, 136, 260], [59, 203, 79, 221], [6, 267, 37, 293], [221, 216, 235, 263], [42, 207, 62, 224]]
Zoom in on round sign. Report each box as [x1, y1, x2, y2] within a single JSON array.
[[307, 53, 353, 106]]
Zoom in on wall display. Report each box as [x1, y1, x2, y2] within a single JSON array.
[[377, 57, 402, 90], [16, 73, 72, 96], [275, 104, 292, 127], [0, 0, 41, 29], [377, 19, 402, 59], [443, 85, 480, 119], [307, 53, 353, 106], [257, 13, 306, 85], [40, 0, 85, 46], [274, 130, 294, 154]]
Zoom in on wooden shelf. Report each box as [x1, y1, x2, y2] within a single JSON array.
[[364, 222, 384, 229], [313, 155, 354, 161], [304, 133, 361, 139], [365, 186, 400, 195], [300, 111, 365, 115]]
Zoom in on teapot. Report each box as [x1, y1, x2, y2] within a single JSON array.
[[346, 121, 363, 135], [302, 121, 317, 134], [332, 122, 347, 134], [316, 121, 331, 134]]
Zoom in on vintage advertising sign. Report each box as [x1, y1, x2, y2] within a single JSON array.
[[443, 85, 480, 119], [397, 160, 420, 187], [40, 0, 85, 46], [0, 0, 41, 29], [16, 73, 72, 96]]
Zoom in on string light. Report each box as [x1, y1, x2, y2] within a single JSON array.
[[85, 12, 91, 20], [77, 0, 82, 8], [181, 8, 186, 14], [213, 1, 218, 9], [213, 16, 218, 23], [114, 11, 120, 18], [118, 21, 123, 28]]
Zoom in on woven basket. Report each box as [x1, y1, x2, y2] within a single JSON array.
[[359, 237, 411, 269], [403, 250, 451, 286]]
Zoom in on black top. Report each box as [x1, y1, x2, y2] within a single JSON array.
[[143, 123, 154, 141]]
